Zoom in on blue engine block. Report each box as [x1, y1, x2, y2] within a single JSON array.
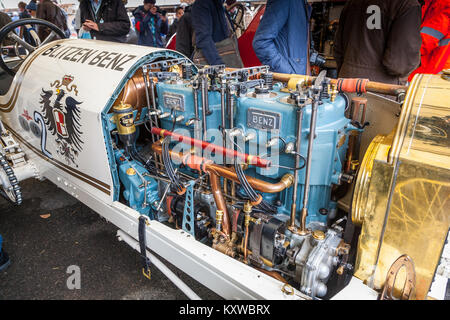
[[114, 149, 159, 218], [156, 81, 354, 226]]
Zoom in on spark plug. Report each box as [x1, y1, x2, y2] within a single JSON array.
[[148, 109, 162, 116], [185, 118, 197, 126], [266, 137, 279, 148], [158, 112, 171, 119], [174, 115, 185, 122]]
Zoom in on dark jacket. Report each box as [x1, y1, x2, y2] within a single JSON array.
[[334, 0, 422, 84], [166, 18, 178, 40], [0, 12, 13, 46], [175, 6, 194, 58], [191, 0, 230, 65], [252, 0, 310, 74], [19, 10, 31, 19], [132, 5, 168, 47], [79, 0, 130, 43], [36, 0, 68, 40]]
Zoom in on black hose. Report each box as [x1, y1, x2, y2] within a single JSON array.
[[162, 136, 184, 193], [234, 159, 277, 214]]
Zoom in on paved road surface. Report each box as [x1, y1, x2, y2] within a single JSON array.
[[0, 178, 220, 300]]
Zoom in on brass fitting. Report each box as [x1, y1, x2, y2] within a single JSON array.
[[213, 241, 236, 258], [215, 210, 224, 231], [330, 83, 338, 102], [350, 160, 360, 171], [312, 230, 325, 240], [281, 174, 295, 188], [243, 201, 252, 214]]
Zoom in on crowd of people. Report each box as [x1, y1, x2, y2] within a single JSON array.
[[0, 0, 449, 84]]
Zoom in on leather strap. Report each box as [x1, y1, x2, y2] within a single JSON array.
[[138, 215, 151, 279]]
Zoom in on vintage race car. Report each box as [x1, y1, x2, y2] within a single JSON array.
[[0, 19, 449, 300]]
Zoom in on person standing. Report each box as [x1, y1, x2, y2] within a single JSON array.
[[133, 0, 168, 47], [408, 0, 450, 81], [36, 0, 68, 40], [166, 6, 183, 40], [191, 0, 243, 67], [26, 0, 37, 17], [78, 0, 130, 42], [175, 2, 194, 58], [18, 2, 31, 19], [0, 11, 13, 46], [252, 0, 310, 74], [334, 0, 422, 84], [18, 2, 34, 44]]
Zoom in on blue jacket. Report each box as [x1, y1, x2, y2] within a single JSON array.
[[253, 0, 310, 74], [133, 6, 168, 47], [191, 0, 230, 64]]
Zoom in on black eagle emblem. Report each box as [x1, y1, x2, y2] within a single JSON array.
[[40, 88, 84, 166]]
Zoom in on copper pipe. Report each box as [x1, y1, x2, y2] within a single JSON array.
[[208, 166, 294, 194], [225, 68, 407, 96], [207, 168, 231, 237], [152, 142, 294, 194], [243, 224, 249, 263], [254, 267, 288, 284]]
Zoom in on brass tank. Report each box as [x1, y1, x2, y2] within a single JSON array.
[[352, 73, 450, 299]]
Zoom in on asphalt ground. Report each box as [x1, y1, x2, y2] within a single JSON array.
[[0, 178, 221, 300]]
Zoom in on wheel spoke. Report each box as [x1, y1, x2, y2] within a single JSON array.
[[7, 32, 36, 53], [40, 31, 57, 46]]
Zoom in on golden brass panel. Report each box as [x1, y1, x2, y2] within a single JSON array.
[[353, 74, 450, 299]]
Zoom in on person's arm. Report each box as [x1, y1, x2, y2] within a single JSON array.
[[382, 5, 422, 77], [191, 0, 223, 65], [251, 0, 291, 73], [420, 2, 450, 57], [97, 0, 130, 36]]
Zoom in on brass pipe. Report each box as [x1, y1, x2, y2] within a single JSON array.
[[151, 142, 294, 194], [225, 68, 408, 96]]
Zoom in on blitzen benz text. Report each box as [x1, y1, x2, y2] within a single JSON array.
[[41, 44, 137, 72]]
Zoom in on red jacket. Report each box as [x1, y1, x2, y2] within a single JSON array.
[[409, 0, 450, 81]]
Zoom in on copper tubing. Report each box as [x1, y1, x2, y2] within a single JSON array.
[[209, 166, 294, 194], [255, 267, 288, 284], [207, 168, 231, 237], [243, 224, 249, 263], [225, 68, 407, 96], [152, 142, 294, 194]]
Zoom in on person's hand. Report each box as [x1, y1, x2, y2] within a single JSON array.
[[83, 20, 99, 32]]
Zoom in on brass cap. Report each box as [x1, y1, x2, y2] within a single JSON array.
[[126, 168, 136, 176], [312, 230, 326, 240]]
